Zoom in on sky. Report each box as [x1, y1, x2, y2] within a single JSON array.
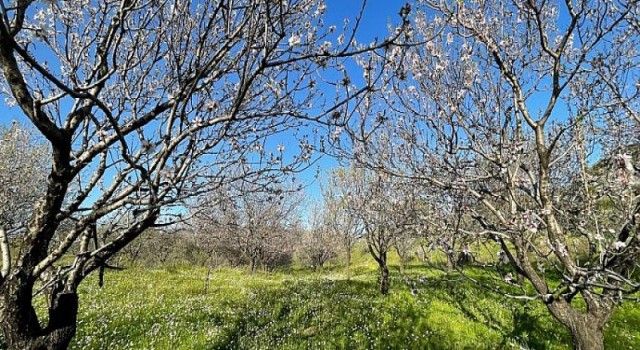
[[0, 0, 406, 207], [296, 0, 407, 201], [326, 0, 406, 42], [0, 0, 405, 121], [1, 1, 627, 224]]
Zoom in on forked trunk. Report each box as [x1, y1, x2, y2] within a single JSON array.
[[1, 274, 79, 350], [546, 300, 610, 350], [419, 244, 430, 263]]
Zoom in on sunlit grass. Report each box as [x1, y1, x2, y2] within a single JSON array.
[[50, 256, 639, 350]]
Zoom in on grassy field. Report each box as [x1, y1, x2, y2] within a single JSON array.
[[27, 254, 634, 350]]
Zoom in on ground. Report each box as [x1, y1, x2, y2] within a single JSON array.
[[37, 255, 639, 350]]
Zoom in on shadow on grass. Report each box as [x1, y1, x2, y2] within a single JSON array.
[[401, 270, 574, 349], [204, 272, 575, 350]]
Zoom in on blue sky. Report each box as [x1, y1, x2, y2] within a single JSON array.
[[0, 0, 404, 123], [297, 0, 407, 201], [0, 1, 405, 210], [326, 0, 406, 42]]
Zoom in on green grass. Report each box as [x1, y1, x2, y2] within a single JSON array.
[[49, 258, 639, 350], [1, 249, 638, 349]]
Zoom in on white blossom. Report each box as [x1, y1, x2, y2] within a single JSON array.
[[288, 33, 301, 47]]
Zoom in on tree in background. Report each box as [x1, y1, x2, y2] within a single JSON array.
[[322, 168, 364, 279], [0, 122, 49, 235], [192, 183, 302, 273], [0, 122, 49, 278], [417, 190, 475, 271], [0, 0, 408, 348], [339, 165, 419, 294], [298, 202, 338, 271], [348, 0, 639, 348]]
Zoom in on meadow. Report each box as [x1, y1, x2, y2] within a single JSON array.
[[31, 253, 638, 350]]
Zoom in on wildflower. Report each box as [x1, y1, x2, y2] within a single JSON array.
[[504, 272, 514, 283], [613, 241, 626, 250]]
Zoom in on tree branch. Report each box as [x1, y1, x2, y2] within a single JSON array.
[[0, 226, 10, 279]]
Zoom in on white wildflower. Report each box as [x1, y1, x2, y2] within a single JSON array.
[[613, 241, 626, 250]]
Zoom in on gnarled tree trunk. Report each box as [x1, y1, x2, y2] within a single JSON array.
[[547, 299, 612, 350], [1, 273, 78, 350], [568, 318, 606, 350]]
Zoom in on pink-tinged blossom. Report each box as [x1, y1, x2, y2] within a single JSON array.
[[288, 33, 301, 47]]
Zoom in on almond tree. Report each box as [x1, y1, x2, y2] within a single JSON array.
[[419, 190, 475, 271], [321, 168, 365, 279], [192, 184, 301, 273], [339, 165, 418, 294], [0, 0, 408, 348], [298, 202, 338, 271], [348, 0, 639, 348], [0, 122, 49, 277]]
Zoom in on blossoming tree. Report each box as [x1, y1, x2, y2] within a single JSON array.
[[347, 1, 639, 349], [0, 0, 408, 348]]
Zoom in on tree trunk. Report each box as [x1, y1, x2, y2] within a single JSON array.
[[419, 243, 430, 263], [379, 263, 390, 295], [0, 227, 10, 278], [249, 256, 257, 275], [1, 274, 78, 350], [569, 321, 605, 350], [445, 252, 456, 272], [204, 267, 212, 294], [546, 301, 610, 350], [345, 247, 351, 280]]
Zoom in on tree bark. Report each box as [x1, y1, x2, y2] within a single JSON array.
[[445, 252, 456, 272], [568, 319, 605, 350], [0, 227, 10, 278], [1, 273, 78, 350], [546, 300, 610, 350], [345, 247, 351, 280], [249, 256, 257, 275], [367, 241, 390, 295], [379, 263, 390, 295]]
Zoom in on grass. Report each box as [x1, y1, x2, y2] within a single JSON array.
[[46, 255, 637, 350], [0, 250, 638, 349]]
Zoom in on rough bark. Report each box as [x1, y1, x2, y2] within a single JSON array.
[[0, 273, 78, 350], [546, 300, 611, 350], [0, 227, 10, 278], [569, 319, 605, 350], [379, 263, 390, 295]]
